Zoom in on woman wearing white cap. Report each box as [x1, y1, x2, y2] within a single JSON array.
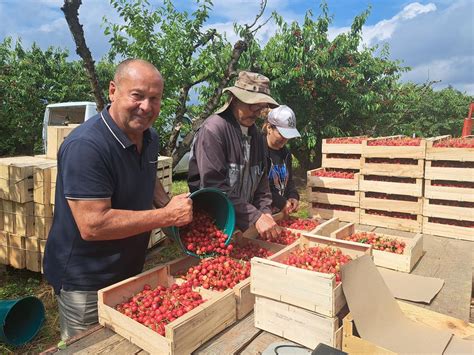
[[262, 105, 301, 216]]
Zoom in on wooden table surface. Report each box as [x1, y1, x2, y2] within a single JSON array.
[[42, 229, 473, 355]]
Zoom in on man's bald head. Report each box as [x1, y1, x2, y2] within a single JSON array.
[[113, 59, 163, 85]]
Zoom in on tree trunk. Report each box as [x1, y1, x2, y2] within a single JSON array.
[[62, 0, 105, 111]]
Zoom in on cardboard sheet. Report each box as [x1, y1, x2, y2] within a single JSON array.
[[378, 267, 444, 303], [443, 336, 474, 354], [341, 255, 453, 354]]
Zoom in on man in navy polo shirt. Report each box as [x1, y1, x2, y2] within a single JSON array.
[[44, 59, 193, 340]]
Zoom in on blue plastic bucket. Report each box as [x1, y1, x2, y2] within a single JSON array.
[[0, 296, 45, 346], [170, 187, 236, 257]]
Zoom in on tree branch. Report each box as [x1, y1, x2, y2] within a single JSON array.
[[62, 0, 105, 111]]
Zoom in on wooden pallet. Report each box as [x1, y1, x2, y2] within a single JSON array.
[[360, 192, 423, 215], [362, 136, 426, 159], [98, 264, 236, 355], [250, 233, 371, 317], [359, 175, 423, 197], [254, 295, 344, 350], [330, 223, 423, 272], [424, 160, 474, 181], [361, 157, 424, 178], [424, 179, 474, 202], [322, 154, 361, 170], [360, 210, 422, 233], [422, 217, 473, 242], [311, 204, 360, 224], [342, 301, 474, 354], [307, 168, 359, 191], [307, 187, 360, 208], [425, 135, 474, 161], [423, 198, 474, 222]]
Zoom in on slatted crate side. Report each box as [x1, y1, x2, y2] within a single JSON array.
[[322, 138, 365, 154], [0, 231, 8, 265], [422, 217, 473, 242], [423, 198, 474, 222], [148, 228, 166, 248], [322, 154, 362, 170], [424, 179, 474, 202], [360, 210, 422, 233], [254, 296, 343, 350], [34, 203, 54, 239], [330, 223, 423, 273], [362, 136, 426, 159], [307, 168, 359, 191], [359, 175, 423, 197], [98, 264, 236, 355], [14, 202, 35, 237], [8, 233, 25, 269], [424, 160, 474, 181], [33, 163, 56, 205], [251, 234, 371, 317], [360, 192, 423, 215], [425, 135, 474, 161], [311, 204, 360, 224], [307, 187, 360, 207], [25, 237, 41, 272], [50, 166, 57, 205], [39, 239, 47, 273], [361, 157, 425, 178]]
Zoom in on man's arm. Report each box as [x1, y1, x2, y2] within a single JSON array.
[[68, 193, 192, 241]]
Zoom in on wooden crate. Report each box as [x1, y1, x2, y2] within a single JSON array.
[[8, 234, 25, 269], [425, 135, 474, 161], [1, 201, 34, 236], [166, 234, 285, 320], [342, 301, 474, 354], [34, 203, 54, 239], [251, 233, 371, 317], [362, 136, 426, 159], [50, 166, 57, 205], [157, 156, 173, 189], [322, 137, 365, 155], [424, 160, 474, 182], [360, 192, 423, 215], [423, 198, 474, 222], [360, 210, 422, 233], [148, 228, 166, 249], [25, 237, 41, 272], [33, 163, 56, 205], [361, 157, 424, 178], [359, 175, 423, 197], [46, 125, 79, 159], [98, 264, 236, 355], [424, 179, 474, 202], [39, 239, 47, 273], [307, 168, 359, 191], [322, 154, 361, 170], [422, 217, 473, 241], [307, 187, 360, 208], [330, 223, 423, 272], [311, 203, 360, 224], [2, 200, 14, 233], [0, 231, 8, 265], [254, 295, 343, 349]]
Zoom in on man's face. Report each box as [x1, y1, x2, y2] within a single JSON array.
[[231, 98, 268, 127], [109, 63, 164, 137]]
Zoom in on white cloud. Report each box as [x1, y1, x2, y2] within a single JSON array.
[[38, 18, 65, 33]]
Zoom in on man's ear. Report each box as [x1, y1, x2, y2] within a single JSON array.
[[109, 81, 117, 102]]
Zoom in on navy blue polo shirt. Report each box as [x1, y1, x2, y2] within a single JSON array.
[[43, 107, 159, 294]]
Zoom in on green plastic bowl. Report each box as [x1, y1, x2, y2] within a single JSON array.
[[170, 187, 235, 257], [0, 296, 45, 346]]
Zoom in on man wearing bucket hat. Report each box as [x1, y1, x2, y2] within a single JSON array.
[[262, 105, 301, 216], [188, 71, 281, 239], [43, 59, 193, 340]]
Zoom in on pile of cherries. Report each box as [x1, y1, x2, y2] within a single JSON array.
[[311, 168, 356, 179], [325, 137, 366, 144], [282, 246, 353, 283], [277, 217, 320, 231], [180, 211, 233, 256], [433, 138, 474, 148], [229, 243, 273, 261], [257, 228, 300, 245], [367, 137, 421, 146], [115, 282, 205, 335], [366, 209, 417, 220], [343, 232, 406, 254]]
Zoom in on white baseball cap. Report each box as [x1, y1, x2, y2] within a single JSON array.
[[268, 105, 301, 139]]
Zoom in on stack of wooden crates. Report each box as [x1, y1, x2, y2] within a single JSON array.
[[0, 125, 174, 272]]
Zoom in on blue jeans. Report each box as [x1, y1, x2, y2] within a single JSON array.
[[56, 289, 98, 340]]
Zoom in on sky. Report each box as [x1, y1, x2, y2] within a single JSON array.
[[0, 0, 473, 94]]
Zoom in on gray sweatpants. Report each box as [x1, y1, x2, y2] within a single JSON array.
[[56, 289, 99, 341]]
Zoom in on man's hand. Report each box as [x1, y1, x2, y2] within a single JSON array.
[[283, 198, 299, 215], [255, 213, 281, 240], [163, 193, 193, 227]]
